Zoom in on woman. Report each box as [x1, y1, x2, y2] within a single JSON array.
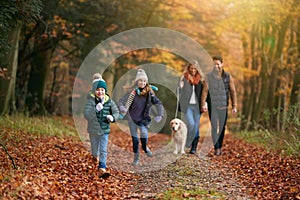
[[178, 60, 205, 154]]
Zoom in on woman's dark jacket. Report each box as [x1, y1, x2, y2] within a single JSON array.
[[178, 77, 204, 113]]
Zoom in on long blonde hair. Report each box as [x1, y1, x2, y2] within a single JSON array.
[[184, 60, 204, 84], [138, 83, 153, 96]]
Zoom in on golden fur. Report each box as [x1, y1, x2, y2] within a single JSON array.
[[170, 118, 187, 154]]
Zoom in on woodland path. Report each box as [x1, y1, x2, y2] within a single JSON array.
[[0, 117, 299, 199]]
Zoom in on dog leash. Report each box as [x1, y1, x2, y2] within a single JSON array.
[[174, 75, 184, 118], [175, 86, 180, 119]]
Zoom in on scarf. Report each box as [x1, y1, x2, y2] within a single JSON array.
[[184, 71, 201, 85], [124, 84, 155, 111]]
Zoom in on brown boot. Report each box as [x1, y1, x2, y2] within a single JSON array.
[[92, 157, 98, 162], [98, 168, 110, 178]]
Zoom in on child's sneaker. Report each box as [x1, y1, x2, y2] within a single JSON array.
[[146, 147, 153, 157], [98, 168, 110, 178], [132, 153, 140, 165]]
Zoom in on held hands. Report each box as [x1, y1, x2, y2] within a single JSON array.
[[119, 105, 127, 113], [96, 103, 103, 112], [201, 102, 208, 113], [200, 101, 237, 114], [107, 115, 114, 122], [154, 116, 162, 123], [232, 108, 237, 114]]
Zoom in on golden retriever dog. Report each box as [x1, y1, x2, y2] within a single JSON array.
[[170, 118, 187, 154]]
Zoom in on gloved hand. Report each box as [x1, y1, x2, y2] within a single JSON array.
[[119, 105, 127, 113], [96, 103, 103, 112], [154, 116, 162, 123], [107, 115, 114, 122], [150, 85, 158, 91]]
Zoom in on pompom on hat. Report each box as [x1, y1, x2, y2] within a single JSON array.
[[92, 73, 102, 80], [135, 69, 148, 83], [91, 73, 103, 90]]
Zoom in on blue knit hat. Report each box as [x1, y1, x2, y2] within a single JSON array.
[[93, 79, 107, 92]]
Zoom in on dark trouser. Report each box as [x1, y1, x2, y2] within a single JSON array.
[[208, 108, 228, 149], [128, 121, 148, 153], [132, 136, 148, 153], [132, 136, 139, 153]]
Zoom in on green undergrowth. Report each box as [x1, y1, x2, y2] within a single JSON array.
[[235, 130, 300, 157], [156, 187, 224, 200], [0, 114, 77, 137]]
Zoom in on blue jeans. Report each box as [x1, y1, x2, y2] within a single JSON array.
[[128, 121, 148, 153], [184, 104, 201, 147], [89, 133, 109, 169]]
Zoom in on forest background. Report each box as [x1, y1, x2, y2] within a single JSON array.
[[1, 0, 300, 136]]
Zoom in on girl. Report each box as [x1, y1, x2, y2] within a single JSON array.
[[118, 69, 164, 165]]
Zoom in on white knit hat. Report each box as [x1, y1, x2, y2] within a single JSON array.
[[135, 69, 148, 83]]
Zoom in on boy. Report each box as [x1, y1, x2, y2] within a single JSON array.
[[84, 78, 119, 177]]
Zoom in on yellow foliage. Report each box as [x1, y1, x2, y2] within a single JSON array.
[[59, 62, 69, 69]]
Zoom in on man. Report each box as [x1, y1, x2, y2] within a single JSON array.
[[201, 56, 237, 156]]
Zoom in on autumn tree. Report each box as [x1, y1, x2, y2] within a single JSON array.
[[14, 0, 174, 115], [217, 0, 300, 131], [0, 0, 42, 115], [16, 0, 88, 115]]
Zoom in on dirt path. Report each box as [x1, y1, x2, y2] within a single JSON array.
[[127, 154, 251, 199], [107, 121, 299, 199]]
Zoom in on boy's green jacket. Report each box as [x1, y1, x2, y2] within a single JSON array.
[[84, 91, 119, 135]]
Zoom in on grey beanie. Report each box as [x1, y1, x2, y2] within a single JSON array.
[[135, 69, 148, 83]]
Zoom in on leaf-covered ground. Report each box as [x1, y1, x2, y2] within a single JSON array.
[[1, 120, 299, 199]]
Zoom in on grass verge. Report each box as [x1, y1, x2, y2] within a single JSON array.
[[234, 130, 300, 157], [0, 114, 77, 137]]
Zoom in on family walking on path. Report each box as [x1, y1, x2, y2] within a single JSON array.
[[84, 55, 237, 178]]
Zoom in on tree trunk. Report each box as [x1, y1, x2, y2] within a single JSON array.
[[26, 40, 52, 115], [241, 34, 253, 130], [267, 1, 297, 129], [267, 29, 289, 128], [291, 14, 300, 119], [103, 66, 116, 96], [0, 26, 21, 115], [251, 23, 270, 126]]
